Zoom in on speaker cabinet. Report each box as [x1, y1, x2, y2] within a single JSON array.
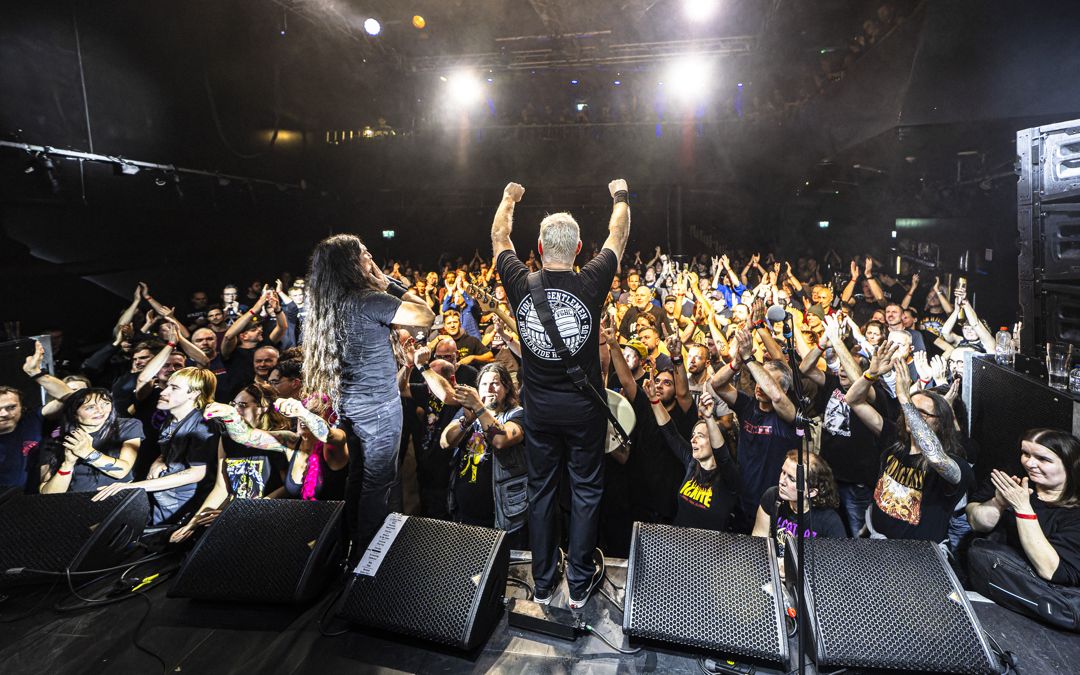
[[0, 489, 148, 587], [338, 514, 509, 650], [623, 522, 788, 664], [785, 537, 997, 674], [169, 499, 345, 604]]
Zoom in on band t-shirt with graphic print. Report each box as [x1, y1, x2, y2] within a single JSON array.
[[760, 485, 847, 558], [869, 418, 974, 542], [450, 406, 525, 526], [730, 391, 801, 527], [497, 249, 617, 424], [815, 372, 879, 486]]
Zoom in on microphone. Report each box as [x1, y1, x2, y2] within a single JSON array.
[[766, 304, 790, 324]]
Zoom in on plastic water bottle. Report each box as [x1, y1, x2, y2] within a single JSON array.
[[995, 327, 1014, 367], [1071, 367, 1080, 395]]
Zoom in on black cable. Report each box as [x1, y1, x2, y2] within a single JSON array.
[[131, 591, 167, 674], [584, 624, 642, 655], [6, 551, 169, 578], [506, 576, 534, 600]]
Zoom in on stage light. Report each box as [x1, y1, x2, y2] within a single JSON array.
[[684, 0, 720, 22], [364, 18, 381, 36], [412, 15, 426, 29], [570, 79, 579, 85], [662, 55, 713, 102], [382, 229, 396, 239], [613, 80, 621, 86], [818, 220, 830, 229], [446, 70, 482, 106]]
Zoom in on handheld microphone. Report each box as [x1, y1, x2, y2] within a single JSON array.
[[766, 304, 790, 324]]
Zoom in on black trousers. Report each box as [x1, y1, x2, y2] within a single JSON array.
[[525, 415, 605, 598], [968, 538, 1080, 632]]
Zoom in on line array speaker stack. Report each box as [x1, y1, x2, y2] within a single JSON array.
[[169, 499, 345, 604], [622, 522, 789, 665], [0, 489, 148, 587], [338, 514, 509, 650], [1017, 119, 1080, 352], [785, 537, 997, 674]]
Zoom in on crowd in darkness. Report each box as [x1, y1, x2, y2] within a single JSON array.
[[2, 224, 1080, 627]]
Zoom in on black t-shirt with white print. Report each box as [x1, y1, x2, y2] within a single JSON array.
[[815, 372, 879, 486], [496, 248, 617, 425]]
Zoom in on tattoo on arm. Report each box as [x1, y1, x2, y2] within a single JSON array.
[[298, 409, 330, 443], [900, 402, 961, 483]]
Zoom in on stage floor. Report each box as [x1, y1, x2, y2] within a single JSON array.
[[1, 554, 1079, 675]]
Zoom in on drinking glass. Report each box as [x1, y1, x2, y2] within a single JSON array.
[[1046, 342, 1073, 390]]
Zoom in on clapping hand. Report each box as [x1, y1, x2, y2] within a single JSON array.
[[850, 259, 860, 279], [990, 469, 1034, 515], [63, 428, 95, 459], [453, 384, 484, 413]]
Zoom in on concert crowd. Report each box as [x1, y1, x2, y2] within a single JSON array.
[[2, 235, 1079, 628]]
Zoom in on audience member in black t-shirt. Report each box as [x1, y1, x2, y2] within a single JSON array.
[[168, 381, 296, 542], [968, 429, 1080, 587], [404, 340, 478, 519], [647, 385, 738, 532], [39, 388, 143, 494], [753, 451, 847, 560], [94, 367, 220, 527], [607, 327, 695, 524], [439, 363, 528, 545], [965, 429, 1080, 630], [799, 315, 881, 535], [845, 343, 973, 543], [437, 312, 493, 368], [709, 326, 800, 533]]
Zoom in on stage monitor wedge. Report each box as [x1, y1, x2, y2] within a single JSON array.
[[338, 514, 509, 651], [0, 489, 148, 587], [169, 498, 345, 604], [623, 522, 789, 665], [785, 537, 997, 675]]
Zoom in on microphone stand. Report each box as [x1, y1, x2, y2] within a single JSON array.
[[780, 313, 816, 675]]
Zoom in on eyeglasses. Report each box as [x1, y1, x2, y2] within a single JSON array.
[[230, 401, 253, 409], [267, 379, 281, 386]]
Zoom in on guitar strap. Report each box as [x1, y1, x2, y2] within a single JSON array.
[[526, 271, 632, 447]]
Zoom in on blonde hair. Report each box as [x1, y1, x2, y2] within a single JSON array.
[[168, 367, 217, 410], [538, 212, 581, 265]]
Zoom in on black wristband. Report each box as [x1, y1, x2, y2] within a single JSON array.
[[385, 280, 407, 299], [30, 371, 47, 380], [613, 190, 629, 205], [415, 362, 428, 373]]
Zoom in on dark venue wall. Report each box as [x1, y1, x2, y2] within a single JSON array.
[[4, 0, 1080, 348]]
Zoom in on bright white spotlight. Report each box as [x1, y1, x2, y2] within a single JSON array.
[[447, 70, 483, 106], [662, 55, 712, 102], [684, 0, 720, 21], [364, 18, 381, 36]]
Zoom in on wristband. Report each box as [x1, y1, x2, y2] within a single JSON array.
[[613, 190, 629, 205], [729, 359, 740, 371], [752, 320, 765, 330], [385, 280, 407, 299], [863, 371, 879, 382], [1015, 511, 1038, 520], [741, 355, 754, 365], [57, 469, 72, 476], [144, 295, 153, 300], [249, 309, 257, 317], [918, 377, 930, 384], [415, 362, 428, 373], [649, 399, 660, 405], [30, 371, 47, 380], [167, 341, 177, 348]]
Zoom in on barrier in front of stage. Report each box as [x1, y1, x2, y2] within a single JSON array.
[[338, 514, 509, 650], [169, 498, 345, 604], [622, 522, 789, 664], [785, 537, 997, 675], [0, 489, 148, 587]]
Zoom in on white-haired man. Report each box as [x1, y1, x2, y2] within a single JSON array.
[[493, 178, 630, 610]]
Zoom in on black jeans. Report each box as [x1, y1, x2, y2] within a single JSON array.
[[342, 398, 404, 564], [525, 415, 605, 598]]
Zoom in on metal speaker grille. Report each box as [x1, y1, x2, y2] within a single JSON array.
[[339, 516, 508, 649], [170, 499, 343, 603], [0, 491, 138, 573], [804, 538, 995, 674], [623, 523, 786, 663]]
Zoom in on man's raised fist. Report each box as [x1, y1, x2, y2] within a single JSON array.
[[503, 182, 525, 202], [608, 178, 628, 197]]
